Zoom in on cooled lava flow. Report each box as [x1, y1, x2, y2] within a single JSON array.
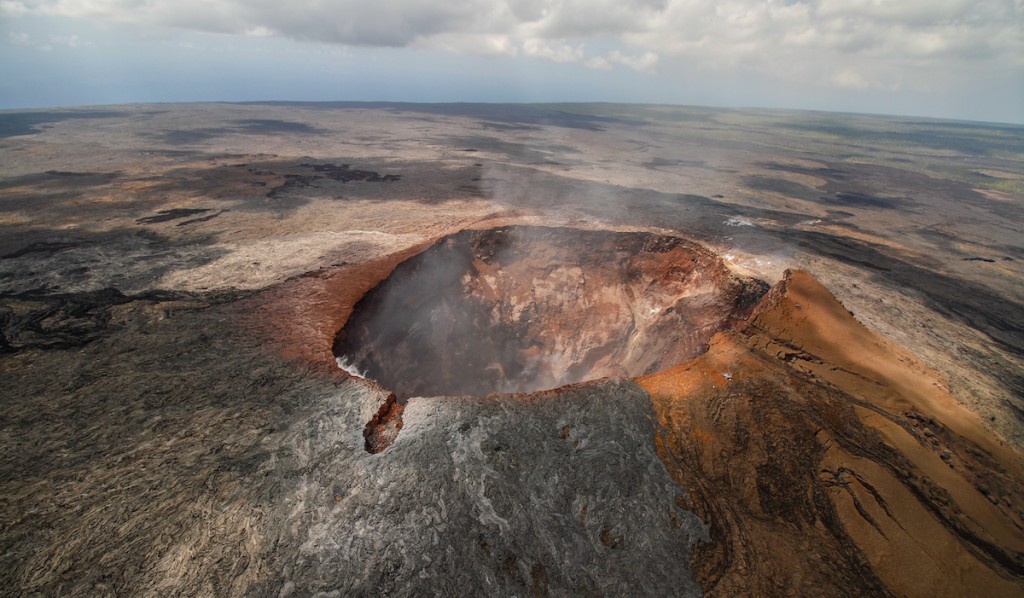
[[302, 225, 1024, 594], [333, 226, 768, 399], [639, 270, 1024, 597]]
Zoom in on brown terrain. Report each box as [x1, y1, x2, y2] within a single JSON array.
[[640, 270, 1024, 596], [1, 103, 1022, 596]]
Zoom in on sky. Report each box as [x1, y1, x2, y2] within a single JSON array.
[[1, 0, 1022, 123]]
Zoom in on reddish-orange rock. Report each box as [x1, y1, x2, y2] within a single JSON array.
[[638, 270, 1024, 597]]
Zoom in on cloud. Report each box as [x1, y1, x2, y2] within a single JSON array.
[[5, 28, 89, 51], [832, 68, 871, 90], [422, 33, 518, 57], [516, 39, 658, 74], [2, 0, 1021, 91], [609, 49, 658, 74], [516, 0, 668, 38], [521, 38, 583, 63], [0, 0, 30, 15], [584, 56, 613, 71], [1, 0, 508, 46]]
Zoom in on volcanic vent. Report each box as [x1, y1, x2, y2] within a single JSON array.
[[334, 226, 768, 399]]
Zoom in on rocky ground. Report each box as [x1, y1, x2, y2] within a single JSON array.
[[1, 103, 1022, 596], [641, 270, 1024, 597]]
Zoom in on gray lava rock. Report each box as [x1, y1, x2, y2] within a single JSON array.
[[263, 380, 706, 596], [1, 297, 704, 596]]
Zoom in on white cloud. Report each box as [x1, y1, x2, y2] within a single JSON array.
[[832, 68, 870, 90], [244, 26, 273, 37], [2, 0, 1021, 92], [816, 0, 979, 25], [421, 33, 518, 57], [521, 38, 583, 63], [516, 0, 667, 38], [609, 49, 658, 74], [584, 56, 613, 71], [0, 1, 30, 15]]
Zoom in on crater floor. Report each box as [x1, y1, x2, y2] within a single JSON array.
[[334, 226, 767, 398]]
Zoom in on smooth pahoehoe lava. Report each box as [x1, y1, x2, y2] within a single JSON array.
[[333, 226, 769, 399]]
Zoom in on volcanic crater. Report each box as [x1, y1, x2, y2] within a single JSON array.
[[332, 225, 769, 400]]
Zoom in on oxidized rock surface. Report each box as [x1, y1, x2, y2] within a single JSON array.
[[639, 270, 1024, 597], [334, 226, 767, 398]]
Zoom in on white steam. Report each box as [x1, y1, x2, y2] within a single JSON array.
[[335, 355, 369, 380]]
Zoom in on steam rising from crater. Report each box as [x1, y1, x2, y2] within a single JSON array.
[[334, 226, 768, 399]]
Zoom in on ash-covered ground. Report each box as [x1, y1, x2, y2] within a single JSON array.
[[1, 103, 1022, 596]]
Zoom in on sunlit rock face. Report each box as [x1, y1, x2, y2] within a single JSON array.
[[334, 225, 768, 399]]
